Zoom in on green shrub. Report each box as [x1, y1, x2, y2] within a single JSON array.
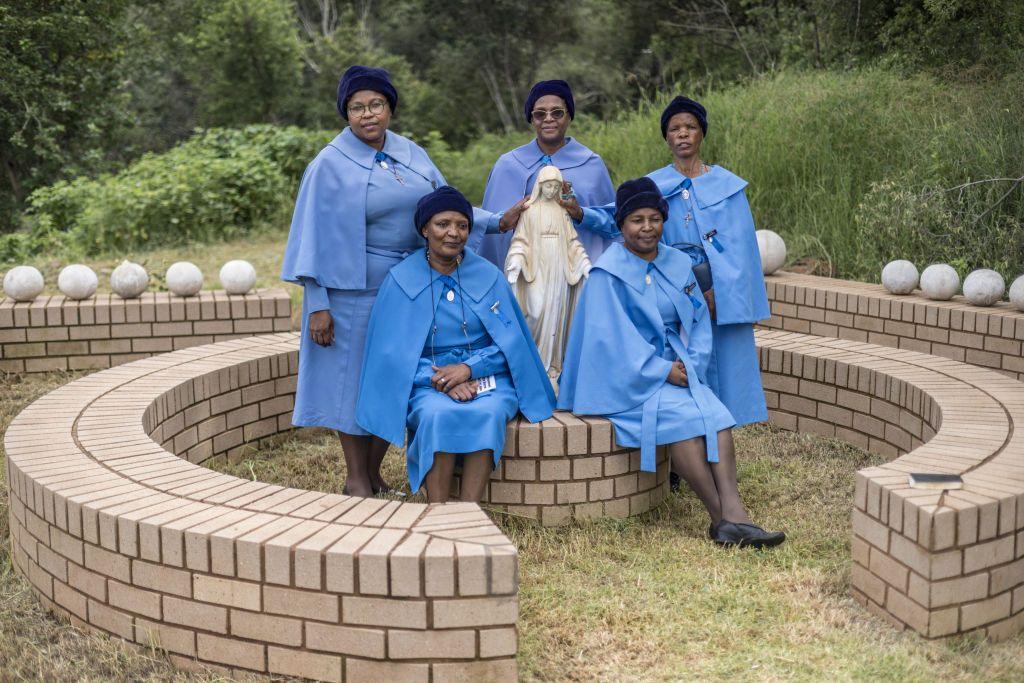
[[25, 125, 333, 256]]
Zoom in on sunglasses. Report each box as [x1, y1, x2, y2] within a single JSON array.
[[531, 108, 567, 123]]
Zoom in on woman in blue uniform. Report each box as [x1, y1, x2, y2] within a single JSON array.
[[559, 178, 783, 547], [356, 186, 555, 502], [566, 96, 770, 492], [479, 79, 617, 267], [281, 66, 524, 497]]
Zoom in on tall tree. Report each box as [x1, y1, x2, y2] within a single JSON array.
[[0, 0, 131, 226], [187, 0, 303, 126]]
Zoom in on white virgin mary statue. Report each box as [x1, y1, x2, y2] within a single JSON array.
[[505, 165, 591, 386]]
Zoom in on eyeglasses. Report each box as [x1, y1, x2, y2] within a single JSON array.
[[348, 99, 387, 118], [531, 108, 567, 123]]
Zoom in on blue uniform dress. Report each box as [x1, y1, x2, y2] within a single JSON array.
[[405, 274, 519, 492], [606, 262, 736, 454], [479, 138, 617, 266], [558, 243, 734, 471], [355, 249, 556, 493], [577, 165, 770, 426], [295, 136, 434, 434], [281, 128, 503, 435]]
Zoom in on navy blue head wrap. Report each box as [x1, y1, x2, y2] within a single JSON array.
[[614, 177, 668, 227], [660, 95, 707, 138], [524, 80, 575, 123], [336, 65, 399, 118], [415, 186, 474, 236]]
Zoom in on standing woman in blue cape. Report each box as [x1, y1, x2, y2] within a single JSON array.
[[479, 80, 617, 267], [281, 66, 526, 497], [559, 178, 784, 548], [356, 187, 555, 502], [567, 97, 770, 464]]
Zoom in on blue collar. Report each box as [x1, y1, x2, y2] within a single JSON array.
[[595, 243, 692, 294], [330, 127, 414, 170], [510, 137, 596, 171], [647, 164, 748, 208], [390, 248, 498, 303]]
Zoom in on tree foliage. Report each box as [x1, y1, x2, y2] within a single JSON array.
[[1, 0, 1022, 228], [0, 0, 131, 226]]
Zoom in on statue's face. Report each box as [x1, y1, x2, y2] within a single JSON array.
[[540, 180, 561, 200]]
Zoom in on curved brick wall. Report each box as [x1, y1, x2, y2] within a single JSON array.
[[464, 416, 669, 526], [6, 269, 1024, 674], [5, 334, 518, 681], [762, 272, 1024, 381]]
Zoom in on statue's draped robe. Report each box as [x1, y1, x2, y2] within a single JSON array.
[[507, 199, 590, 381]]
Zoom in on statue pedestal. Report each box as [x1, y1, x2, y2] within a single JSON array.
[[455, 412, 670, 526]]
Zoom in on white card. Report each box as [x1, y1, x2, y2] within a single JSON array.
[[476, 375, 496, 394]]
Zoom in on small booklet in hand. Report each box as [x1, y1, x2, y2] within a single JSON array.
[[476, 375, 496, 395], [908, 473, 963, 490]]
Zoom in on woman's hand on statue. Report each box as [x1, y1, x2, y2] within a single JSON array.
[[667, 360, 689, 387], [431, 363, 472, 392], [498, 197, 529, 232], [704, 288, 716, 321], [446, 380, 478, 402], [308, 310, 334, 346], [557, 181, 583, 221]]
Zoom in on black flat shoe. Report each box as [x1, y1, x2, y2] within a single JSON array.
[[710, 520, 786, 549], [669, 471, 681, 493]]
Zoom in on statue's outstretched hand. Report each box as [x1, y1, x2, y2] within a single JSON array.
[[506, 265, 522, 284], [498, 197, 529, 232], [557, 181, 583, 221]]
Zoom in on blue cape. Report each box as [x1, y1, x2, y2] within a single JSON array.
[[356, 248, 555, 446], [647, 164, 769, 323], [281, 128, 494, 290], [557, 243, 717, 468], [479, 137, 616, 265], [578, 165, 770, 324]]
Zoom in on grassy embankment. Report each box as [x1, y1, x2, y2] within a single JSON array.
[[1, 237, 1023, 680], [438, 69, 1024, 283]]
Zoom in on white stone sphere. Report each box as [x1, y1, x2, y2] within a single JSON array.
[[756, 229, 787, 275], [881, 260, 919, 295], [219, 259, 257, 295], [1009, 275, 1024, 312], [110, 260, 149, 299], [57, 264, 98, 300], [3, 265, 45, 302], [962, 269, 1005, 307], [166, 261, 203, 297], [919, 264, 960, 301]]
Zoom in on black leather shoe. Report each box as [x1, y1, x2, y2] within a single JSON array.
[[669, 471, 681, 493], [710, 520, 786, 549]]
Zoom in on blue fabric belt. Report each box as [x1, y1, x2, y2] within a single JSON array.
[[637, 326, 720, 469]]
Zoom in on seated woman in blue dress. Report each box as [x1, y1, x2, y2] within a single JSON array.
[[559, 178, 784, 548], [356, 186, 555, 502]]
